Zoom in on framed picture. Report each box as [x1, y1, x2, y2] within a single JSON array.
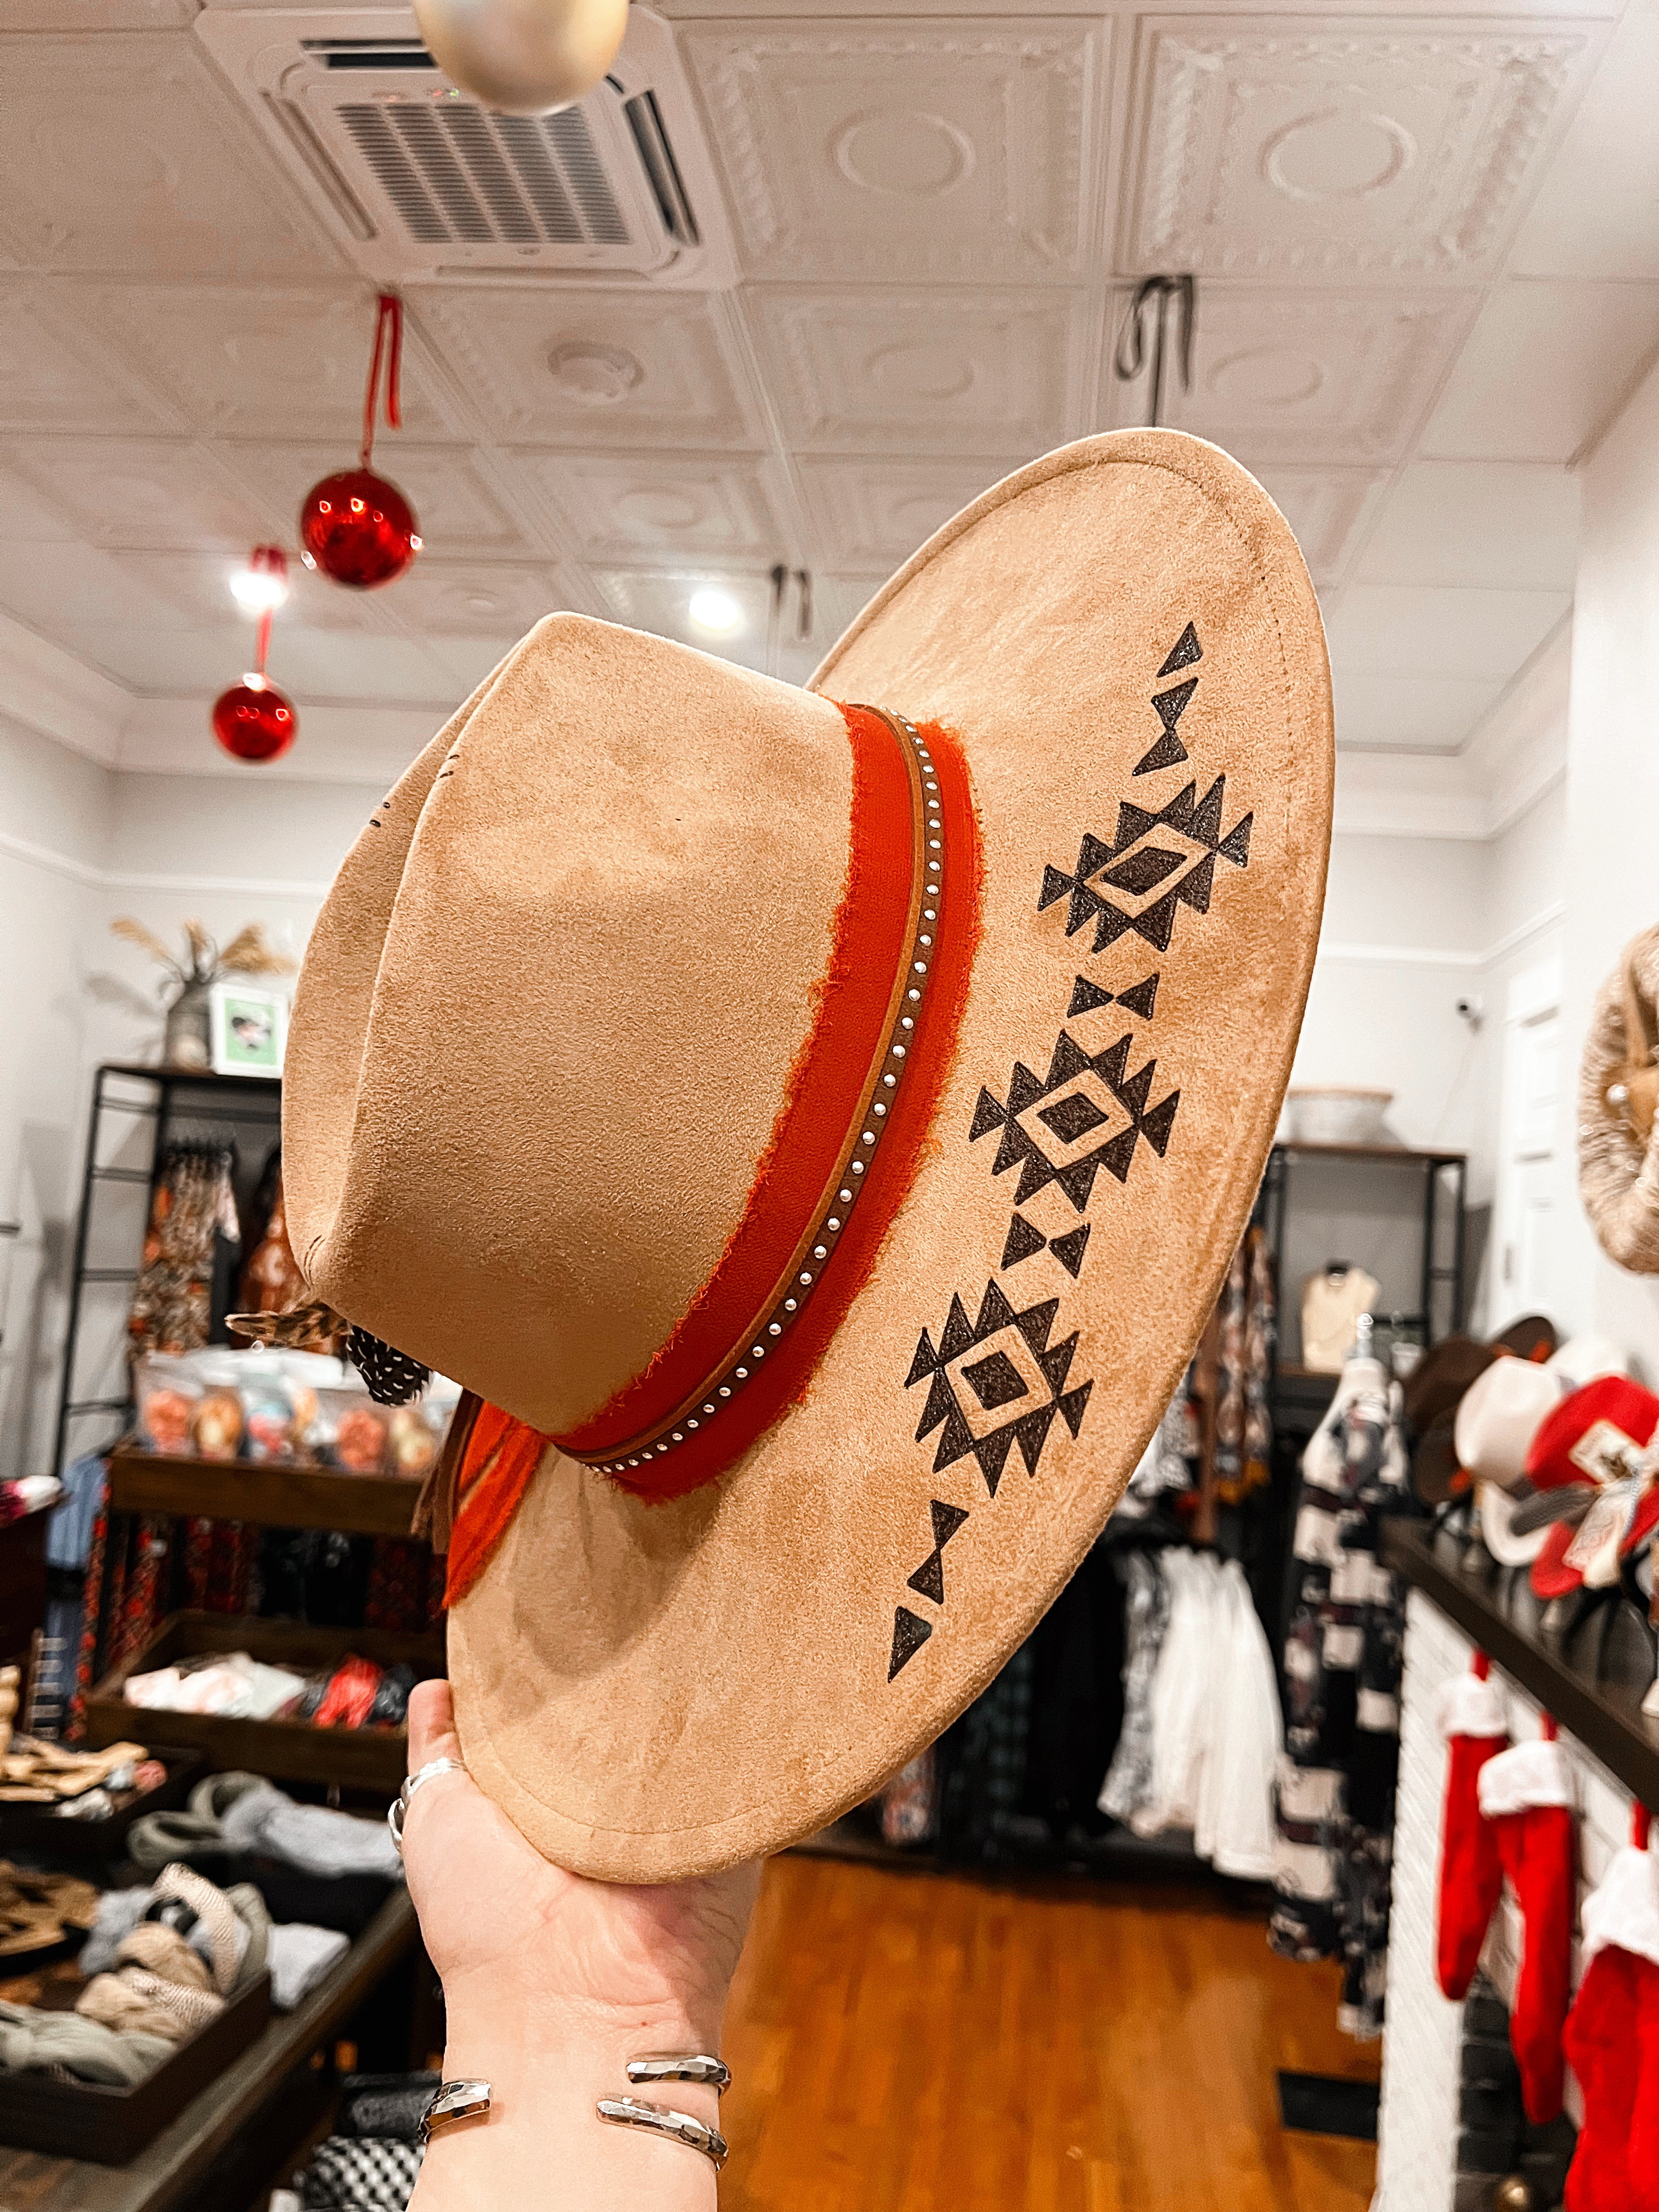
[[208, 981, 287, 1077]]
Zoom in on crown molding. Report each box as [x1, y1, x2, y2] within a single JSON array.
[[0, 613, 130, 769]]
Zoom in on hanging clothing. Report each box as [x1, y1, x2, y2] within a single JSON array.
[[236, 1154, 306, 1325], [128, 1143, 241, 1357], [1214, 1224, 1277, 1504], [1269, 1352, 1410, 2040], [1097, 1549, 1171, 1824], [1194, 1560, 1283, 1880]]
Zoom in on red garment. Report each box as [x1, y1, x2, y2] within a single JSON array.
[[1479, 1728, 1576, 2125], [1435, 1656, 1510, 2000], [1564, 1946, 1644, 2212], [314, 1655, 382, 1730]]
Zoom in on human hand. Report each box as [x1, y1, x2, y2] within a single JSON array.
[[402, 1680, 759, 2210]]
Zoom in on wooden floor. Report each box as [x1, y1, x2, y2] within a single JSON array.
[[721, 1854, 1380, 2212]]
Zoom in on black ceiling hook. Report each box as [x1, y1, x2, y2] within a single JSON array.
[[1114, 275, 1197, 430]]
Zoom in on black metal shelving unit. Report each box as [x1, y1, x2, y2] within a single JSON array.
[[1257, 1138, 1468, 1448], [51, 1062, 284, 1481]]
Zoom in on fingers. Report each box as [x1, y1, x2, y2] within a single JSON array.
[[408, 1677, 463, 1771]]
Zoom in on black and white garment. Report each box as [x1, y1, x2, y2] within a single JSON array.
[[1097, 1549, 1171, 1822], [301, 2136, 422, 2212], [1268, 1349, 1410, 2040]]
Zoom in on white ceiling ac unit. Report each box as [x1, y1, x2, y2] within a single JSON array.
[[195, 5, 735, 286]]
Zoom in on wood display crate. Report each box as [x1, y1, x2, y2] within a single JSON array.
[[0, 1971, 272, 2164], [0, 1748, 204, 1864], [106, 1445, 422, 1540], [84, 1613, 445, 1793]]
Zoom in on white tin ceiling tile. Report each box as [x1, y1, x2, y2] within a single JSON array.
[[1241, 464, 1390, 585], [409, 288, 767, 451], [1, 438, 266, 552], [681, 19, 1102, 284], [0, 34, 337, 279], [795, 454, 1013, 567], [1355, 460, 1581, 590], [0, 1, 196, 26], [746, 289, 1077, 454], [1511, 5, 1659, 280], [1330, 667, 1504, 752], [0, 538, 189, 640], [511, 453, 794, 566], [594, 567, 777, 669], [87, 627, 247, 696], [0, 280, 180, 433], [1324, 583, 1571, 679], [266, 628, 460, 707], [109, 549, 405, 636], [1124, 16, 1602, 282], [96, 285, 469, 443], [376, 560, 576, 639], [1420, 278, 1659, 462], [212, 440, 539, 561], [804, 572, 891, 646], [1104, 287, 1476, 464]]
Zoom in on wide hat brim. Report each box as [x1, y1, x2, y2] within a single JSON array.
[[426, 432, 1334, 1879]]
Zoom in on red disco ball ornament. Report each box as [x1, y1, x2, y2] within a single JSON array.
[[300, 467, 420, 590], [212, 678, 297, 764]]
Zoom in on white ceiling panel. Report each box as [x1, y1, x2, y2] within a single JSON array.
[[110, 549, 404, 636], [0, 280, 179, 435], [410, 289, 766, 452], [1124, 16, 1603, 282], [266, 629, 459, 708], [213, 441, 542, 563], [0, 34, 336, 280], [1510, 5, 1659, 281], [424, 637, 520, 699], [1421, 279, 1659, 461], [1332, 667, 1506, 752], [1245, 465, 1391, 586], [681, 20, 1102, 284], [594, 568, 777, 668], [99, 285, 470, 444], [0, 538, 189, 640], [0, 453, 82, 543], [744, 288, 1079, 454], [2, 438, 266, 552], [86, 627, 249, 696], [796, 454, 1011, 569], [379, 561, 575, 639], [1355, 461, 1582, 589], [511, 452, 795, 566], [1324, 584, 1571, 678], [1116, 288, 1475, 464], [0, 1, 195, 25]]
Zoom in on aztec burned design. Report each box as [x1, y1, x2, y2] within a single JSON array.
[[888, 619, 1254, 1683]]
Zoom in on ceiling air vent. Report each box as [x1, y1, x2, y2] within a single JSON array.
[[195, 7, 734, 286]]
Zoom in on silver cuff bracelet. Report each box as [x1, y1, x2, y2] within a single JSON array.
[[420, 2079, 492, 2141], [627, 2053, 731, 2094], [597, 2095, 728, 2169]]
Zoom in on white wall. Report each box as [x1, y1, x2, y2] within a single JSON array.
[[0, 714, 112, 1480], [1549, 348, 1659, 1369]]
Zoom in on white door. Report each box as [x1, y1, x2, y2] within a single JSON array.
[[1492, 958, 1561, 1318]]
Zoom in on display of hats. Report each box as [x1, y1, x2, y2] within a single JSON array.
[[1457, 1359, 1565, 1491], [282, 430, 1335, 1882], [1403, 1317, 1558, 1506], [1523, 1376, 1659, 1599]]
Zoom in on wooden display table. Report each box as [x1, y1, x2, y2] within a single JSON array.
[[0, 1891, 422, 2212]]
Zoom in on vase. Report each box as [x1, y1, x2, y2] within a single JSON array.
[[162, 980, 212, 1069]]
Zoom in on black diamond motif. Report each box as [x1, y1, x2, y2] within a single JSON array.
[[1158, 622, 1201, 678], [906, 1282, 1096, 1494], [962, 1348, 1029, 1412], [1038, 1090, 1109, 1143], [889, 1606, 933, 1679], [968, 1028, 1180, 1214], [1037, 776, 1252, 956]]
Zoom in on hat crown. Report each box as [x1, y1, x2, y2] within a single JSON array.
[[285, 616, 860, 1435]]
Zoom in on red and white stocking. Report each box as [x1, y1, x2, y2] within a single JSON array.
[[1435, 1652, 1510, 2000], [1477, 1717, 1576, 2124], [1564, 1807, 1658, 2212]]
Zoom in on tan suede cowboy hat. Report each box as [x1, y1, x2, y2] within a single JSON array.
[[283, 430, 1333, 1881]]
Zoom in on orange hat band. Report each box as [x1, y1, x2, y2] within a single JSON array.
[[444, 703, 982, 1605]]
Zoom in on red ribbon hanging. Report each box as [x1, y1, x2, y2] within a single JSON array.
[[360, 293, 404, 470], [246, 544, 288, 677]]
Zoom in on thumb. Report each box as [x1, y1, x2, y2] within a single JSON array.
[[407, 1676, 463, 1770]]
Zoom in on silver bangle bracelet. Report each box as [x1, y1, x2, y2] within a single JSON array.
[[597, 2095, 728, 2169], [627, 2053, 731, 2095], [419, 2079, 492, 2141]]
